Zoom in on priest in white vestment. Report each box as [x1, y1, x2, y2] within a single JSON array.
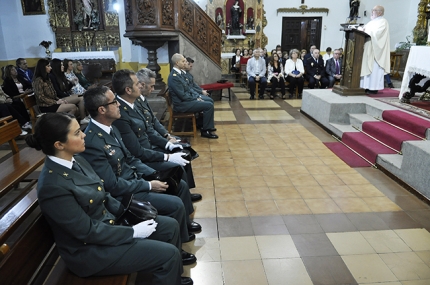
[[359, 5, 390, 94]]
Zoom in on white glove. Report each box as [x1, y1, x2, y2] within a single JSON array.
[[165, 141, 183, 152], [168, 152, 190, 166], [132, 219, 157, 238]]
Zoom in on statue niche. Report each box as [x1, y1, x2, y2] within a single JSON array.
[[73, 0, 101, 31], [227, 0, 243, 35], [215, 7, 224, 30]]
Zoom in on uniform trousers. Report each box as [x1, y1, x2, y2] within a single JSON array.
[[94, 215, 182, 285]]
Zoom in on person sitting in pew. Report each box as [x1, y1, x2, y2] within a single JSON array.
[[74, 61, 97, 89], [25, 112, 193, 285], [16, 57, 34, 85], [112, 69, 200, 200], [183, 57, 214, 103], [81, 86, 198, 264], [325, 49, 343, 88], [0, 86, 31, 135], [135, 68, 179, 143], [2, 65, 33, 99], [32, 59, 80, 118]]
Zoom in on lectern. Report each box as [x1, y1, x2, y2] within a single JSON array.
[[333, 28, 368, 96]]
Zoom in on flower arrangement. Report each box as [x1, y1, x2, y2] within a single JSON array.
[[40, 41, 53, 59], [39, 41, 52, 49]]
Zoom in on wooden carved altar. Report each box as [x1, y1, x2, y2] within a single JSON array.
[[47, 0, 120, 52]]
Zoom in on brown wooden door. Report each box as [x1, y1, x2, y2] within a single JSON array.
[[281, 17, 322, 52]]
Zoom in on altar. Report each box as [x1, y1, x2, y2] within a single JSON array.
[[399, 46, 430, 99]]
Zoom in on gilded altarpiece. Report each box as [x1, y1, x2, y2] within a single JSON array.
[[206, 0, 267, 74], [48, 0, 120, 52]]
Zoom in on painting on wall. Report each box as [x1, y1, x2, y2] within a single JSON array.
[[21, 0, 46, 15]]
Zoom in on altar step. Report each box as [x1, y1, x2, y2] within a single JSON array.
[[301, 89, 430, 200]]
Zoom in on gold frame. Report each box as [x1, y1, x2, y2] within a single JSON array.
[[21, 0, 46, 15]]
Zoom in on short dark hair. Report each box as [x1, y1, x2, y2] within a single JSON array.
[[112, 69, 135, 96], [83, 86, 110, 118], [25, 113, 75, 156], [326, 47, 332, 52], [16, 58, 25, 67], [186, 57, 194, 63]]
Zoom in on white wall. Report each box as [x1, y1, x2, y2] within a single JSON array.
[[0, 0, 422, 61], [263, 0, 420, 51], [0, 0, 55, 60]]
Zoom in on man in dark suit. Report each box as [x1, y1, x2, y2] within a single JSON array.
[[168, 53, 218, 139], [16, 58, 34, 85], [303, 44, 317, 64], [81, 86, 197, 266], [305, 48, 329, 89], [112, 69, 201, 202], [325, 49, 343, 88]]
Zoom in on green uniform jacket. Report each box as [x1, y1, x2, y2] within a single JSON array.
[[167, 69, 197, 112], [81, 121, 156, 201], [135, 96, 169, 138], [113, 98, 169, 157], [37, 156, 135, 277]]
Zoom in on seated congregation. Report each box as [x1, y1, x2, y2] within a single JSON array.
[[232, 44, 346, 99], [0, 56, 226, 285]]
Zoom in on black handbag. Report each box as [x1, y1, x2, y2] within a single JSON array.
[[144, 166, 184, 195], [116, 193, 158, 226]]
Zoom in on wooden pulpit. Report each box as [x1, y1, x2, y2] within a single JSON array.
[[333, 28, 369, 96]]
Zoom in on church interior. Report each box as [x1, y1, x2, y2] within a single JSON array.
[[1, 0, 430, 284]]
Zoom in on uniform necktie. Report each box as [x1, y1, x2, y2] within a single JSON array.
[[335, 60, 340, 74], [72, 161, 84, 174]]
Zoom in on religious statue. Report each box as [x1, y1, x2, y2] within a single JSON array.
[[246, 15, 254, 30], [216, 12, 224, 29], [230, 0, 242, 35], [348, 0, 360, 23], [74, 0, 100, 31]]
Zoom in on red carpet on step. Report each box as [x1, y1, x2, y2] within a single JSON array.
[[366, 88, 400, 98], [362, 121, 421, 151], [324, 142, 371, 167], [382, 110, 430, 137], [341, 132, 397, 163]]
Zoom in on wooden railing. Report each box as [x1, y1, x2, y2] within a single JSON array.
[[123, 0, 221, 65]]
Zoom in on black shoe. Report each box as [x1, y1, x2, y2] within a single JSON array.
[[368, 90, 378, 94], [249, 95, 255, 100], [388, 83, 394, 88], [187, 221, 202, 233], [209, 128, 217, 132], [259, 95, 264, 99], [186, 233, 195, 242], [182, 250, 197, 265], [201, 130, 218, 139], [181, 277, 194, 285], [191, 193, 202, 202]]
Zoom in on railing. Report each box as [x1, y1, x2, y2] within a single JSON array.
[[123, 0, 221, 65]]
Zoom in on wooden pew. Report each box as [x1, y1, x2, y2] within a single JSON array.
[[0, 187, 129, 285], [0, 116, 45, 205]]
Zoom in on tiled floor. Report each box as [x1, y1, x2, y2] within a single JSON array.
[[2, 86, 430, 285], [183, 87, 430, 285]]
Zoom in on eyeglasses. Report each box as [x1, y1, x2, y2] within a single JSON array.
[[100, 99, 118, 108]]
